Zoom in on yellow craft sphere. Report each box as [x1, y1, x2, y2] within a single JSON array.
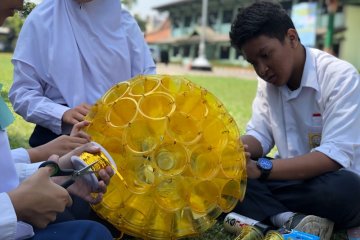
[[82, 75, 247, 239]]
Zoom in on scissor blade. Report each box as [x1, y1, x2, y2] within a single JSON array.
[[74, 160, 99, 176]]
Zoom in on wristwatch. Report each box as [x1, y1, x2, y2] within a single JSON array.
[[256, 158, 273, 180]]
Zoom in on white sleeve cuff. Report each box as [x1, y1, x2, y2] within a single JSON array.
[[11, 148, 30, 164], [246, 130, 273, 156], [313, 143, 352, 168], [0, 193, 17, 240], [15, 162, 44, 183]]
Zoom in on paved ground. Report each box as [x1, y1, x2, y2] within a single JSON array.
[[156, 63, 257, 80]]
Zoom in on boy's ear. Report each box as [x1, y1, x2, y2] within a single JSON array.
[[287, 29, 299, 48]]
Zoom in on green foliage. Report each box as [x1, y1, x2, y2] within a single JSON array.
[[122, 0, 138, 9], [3, 2, 37, 51], [21, 2, 37, 18], [134, 14, 146, 32]]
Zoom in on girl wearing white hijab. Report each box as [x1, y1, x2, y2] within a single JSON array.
[[10, 0, 156, 147]]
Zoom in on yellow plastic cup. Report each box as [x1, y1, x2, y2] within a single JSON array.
[[159, 75, 192, 95], [235, 225, 264, 240], [212, 178, 241, 212], [102, 81, 130, 105], [138, 92, 176, 120], [106, 97, 138, 128], [128, 75, 161, 97], [154, 177, 188, 212], [167, 111, 202, 145], [154, 142, 188, 176], [189, 180, 219, 214], [189, 145, 219, 179]]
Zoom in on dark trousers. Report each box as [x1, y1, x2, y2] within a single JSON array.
[[29, 124, 62, 147], [233, 170, 360, 229], [30, 220, 113, 240]]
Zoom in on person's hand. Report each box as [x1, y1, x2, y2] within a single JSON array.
[[70, 120, 91, 141], [29, 134, 90, 164], [243, 144, 261, 179], [8, 156, 73, 228], [57, 143, 114, 204], [62, 103, 91, 125]]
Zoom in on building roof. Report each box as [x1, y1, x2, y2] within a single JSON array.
[[145, 18, 172, 44], [145, 20, 229, 45]]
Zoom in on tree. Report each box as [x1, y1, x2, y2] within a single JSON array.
[[134, 14, 147, 32], [2, 2, 36, 51], [122, 0, 138, 9]]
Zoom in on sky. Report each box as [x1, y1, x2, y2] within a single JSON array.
[[130, 0, 173, 17]]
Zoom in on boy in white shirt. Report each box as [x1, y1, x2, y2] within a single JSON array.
[[229, 1, 360, 239]]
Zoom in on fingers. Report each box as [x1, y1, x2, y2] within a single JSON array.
[[48, 154, 60, 162], [97, 168, 111, 185], [62, 103, 91, 125], [65, 194, 73, 207], [70, 121, 90, 135], [87, 192, 103, 205]]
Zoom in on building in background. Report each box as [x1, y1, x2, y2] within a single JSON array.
[[145, 0, 360, 69]]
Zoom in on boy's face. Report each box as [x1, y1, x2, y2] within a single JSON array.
[[0, 0, 24, 25], [242, 31, 297, 87]]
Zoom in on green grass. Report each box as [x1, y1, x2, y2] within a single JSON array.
[[0, 53, 33, 148]]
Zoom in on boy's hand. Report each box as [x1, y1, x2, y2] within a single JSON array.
[[8, 156, 73, 228], [243, 144, 261, 179]]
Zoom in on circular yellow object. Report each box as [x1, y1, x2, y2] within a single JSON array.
[[83, 74, 247, 239]]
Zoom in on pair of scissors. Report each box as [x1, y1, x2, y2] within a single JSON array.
[[39, 160, 98, 189]]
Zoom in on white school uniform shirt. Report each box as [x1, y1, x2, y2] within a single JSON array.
[[9, 0, 156, 135], [0, 130, 42, 240], [246, 47, 360, 175]]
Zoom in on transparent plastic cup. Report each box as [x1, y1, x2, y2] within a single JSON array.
[[175, 88, 208, 121], [128, 75, 161, 97], [154, 142, 188, 176], [102, 81, 130, 104], [138, 92, 176, 120], [212, 178, 241, 212], [124, 118, 167, 154], [159, 75, 192, 95], [167, 111, 202, 145], [235, 225, 264, 240], [146, 207, 175, 239], [189, 180, 219, 214], [106, 97, 138, 128], [154, 177, 188, 212], [189, 145, 219, 179]]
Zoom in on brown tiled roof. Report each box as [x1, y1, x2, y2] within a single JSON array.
[[145, 18, 171, 44]]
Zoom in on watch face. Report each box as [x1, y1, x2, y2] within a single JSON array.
[[258, 158, 273, 170]]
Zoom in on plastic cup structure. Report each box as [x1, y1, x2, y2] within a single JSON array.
[[82, 75, 247, 239]]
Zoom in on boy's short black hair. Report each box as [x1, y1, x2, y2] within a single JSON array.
[[229, 1, 297, 51]]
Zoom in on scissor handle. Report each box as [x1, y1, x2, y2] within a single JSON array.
[[39, 161, 74, 177], [61, 178, 75, 189], [39, 161, 61, 177]]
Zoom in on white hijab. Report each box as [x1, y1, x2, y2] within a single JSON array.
[[13, 0, 155, 107]]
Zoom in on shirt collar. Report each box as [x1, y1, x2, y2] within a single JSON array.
[[280, 47, 320, 100]]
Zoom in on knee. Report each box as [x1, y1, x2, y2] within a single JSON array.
[[329, 171, 360, 203]]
